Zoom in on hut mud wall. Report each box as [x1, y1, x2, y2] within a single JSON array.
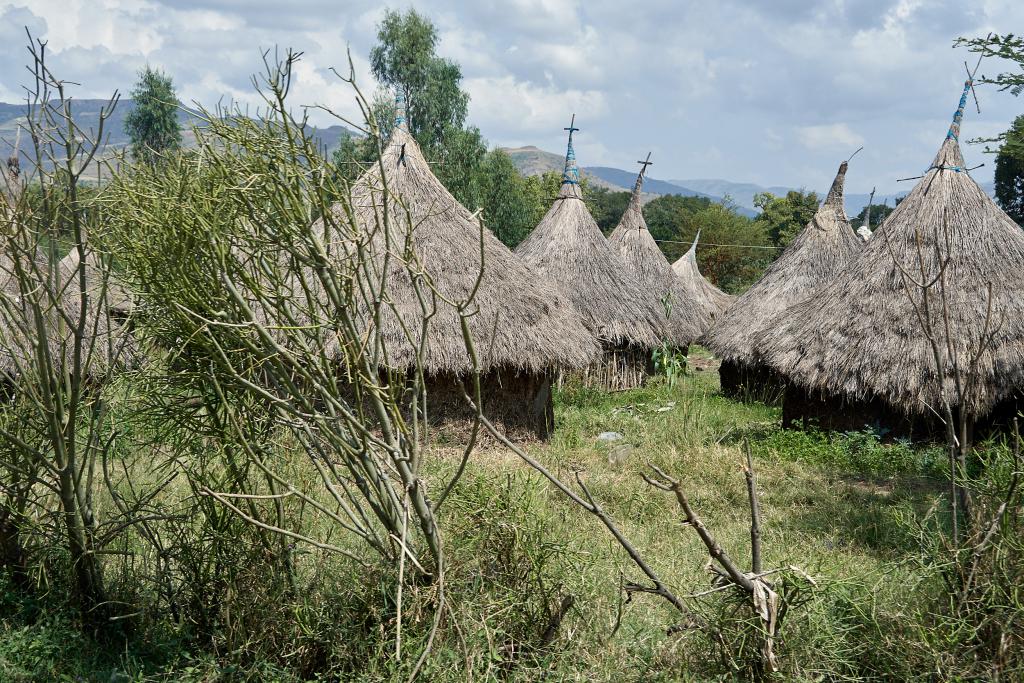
[[783, 384, 1024, 441], [419, 368, 555, 440]]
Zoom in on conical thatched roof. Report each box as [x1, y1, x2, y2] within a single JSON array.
[[759, 78, 1024, 417], [0, 246, 139, 379], [339, 103, 599, 374], [701, 160, 862, 364], [608, 161, 707, 345], [58, 249, 135, 318], [672, 231, 735, 318], [515, 121, 668, 348]]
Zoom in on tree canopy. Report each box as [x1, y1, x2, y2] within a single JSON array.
[[854, 202, 895, 230], [588, 187, 632, 235], [753, 190, 820, 247], [124, 67, 181, 165], [995, 115, 1024, 226]]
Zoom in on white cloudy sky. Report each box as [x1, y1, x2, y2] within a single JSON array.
[[2, 0, 1022, 193]]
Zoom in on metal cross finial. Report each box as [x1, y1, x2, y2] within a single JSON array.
[[637, 152, 653, 178], [564, 113, 579, 136]]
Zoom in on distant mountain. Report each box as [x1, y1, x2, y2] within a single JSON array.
[[502, 144, 1001, 220], [673, 178, 997, 217], [670, 179, 794, 208], [502, 146, 758, 217], [0, 99, 355, 177], [586, 167, 716, 199], [501, 145, 623, 192]]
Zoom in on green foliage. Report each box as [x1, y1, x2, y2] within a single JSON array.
[[477, 148, 544, 247], [432, 124, 488, 208], [642, 193, 712, 244], [651, 344, 687, 387], [754, 189, 820, 247], [955, 33, 1024, 97], [689, 201, 771, 292], [753, 427, 947, 479], [995, 114, 1024, 226], [370, 9, 469, 148], [854, 202, 895, 229], [124, 66, 181, 164], [588, 186, 631, 234], [362, 8, 484, 212], [643, 194, 769, 293]]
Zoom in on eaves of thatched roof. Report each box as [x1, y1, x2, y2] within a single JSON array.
[[341, 102, 600, 375], [759, 78, 1024, 416], [608, 162, 708, 345], [515, 121, 668, 349], [701, 159, 862, 364]]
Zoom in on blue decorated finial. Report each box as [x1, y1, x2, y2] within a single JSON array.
[[946, 78, 973, 142], [394, 91, 408, 131], [562, 114, 580, 185]]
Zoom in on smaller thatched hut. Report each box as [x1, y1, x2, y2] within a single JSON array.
[[672, 231, 735, 320], [336, 99, 599, 437], [515, 119, 669, 388], [701, 159, 861, 399], [608, 157, 708, 346], [759, 77, 1024, 436], [58, 249, 136, 322], [0, 246, 139, 384]]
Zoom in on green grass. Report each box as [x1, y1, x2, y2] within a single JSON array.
[[0, 362, 986, 681]]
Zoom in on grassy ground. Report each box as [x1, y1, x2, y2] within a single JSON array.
[[0, 351, 959, 681]]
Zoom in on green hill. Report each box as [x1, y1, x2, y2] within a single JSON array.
[[0, 99, 355, 181]]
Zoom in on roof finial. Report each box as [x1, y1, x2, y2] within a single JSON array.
[[946, 79, 972, 143], [633, 151, 652, 193], [946, 57, 982, 143], [394, 90, 408, 131], [562, 114, 580, 185]]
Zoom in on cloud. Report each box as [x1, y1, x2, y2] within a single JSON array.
[[1, 0, 1022, 193], [796, 123, 866, 151], [464, 74, 606, 141]]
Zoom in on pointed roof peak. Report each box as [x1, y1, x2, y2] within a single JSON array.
[[930, 77, 976, 172], [686, 229, 701, 263], [822, 160, 848, 211], [626, 152, 652, 219]]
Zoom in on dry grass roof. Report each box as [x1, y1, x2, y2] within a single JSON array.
[[759, 79, 1024, 416], [0, 245, 139, 380], [672, 231, 735, 320], [608, 165, 708, 345], [59, 249, 135, 317], [515, 126, 668, 349], [340, 120, 599, 375], [701, 160, 862, 364]]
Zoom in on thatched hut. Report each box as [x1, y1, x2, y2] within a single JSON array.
[[0, 246, 139, 383], [339, 100, 599, 437], [58, 249, 136, 322], [608, 159, 708, 345], [515, 120, 669, 388], [759, 78, 1024, 435], [672, 231, 735, 319], [701, 160, 861, 399]]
